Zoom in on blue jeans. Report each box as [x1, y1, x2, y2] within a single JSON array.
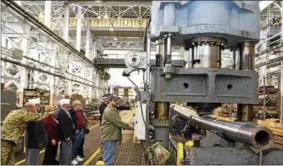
[[102, 141, 118, 165], [72, 130, 83, 159]]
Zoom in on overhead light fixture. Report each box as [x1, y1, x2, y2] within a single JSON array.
[[109, 27, 114, 31], [114, 37, 118, 40], [98, 15, 102, 18], [118, 16, 121, 19], [95, 0, 102, 3]]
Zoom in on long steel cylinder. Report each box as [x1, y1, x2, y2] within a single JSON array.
[[171, 105, 273, 148]]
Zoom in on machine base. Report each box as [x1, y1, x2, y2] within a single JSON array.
[[187, 147, 283, 165]]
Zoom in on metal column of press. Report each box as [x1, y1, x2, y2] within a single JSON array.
[[188, 36, 224, 69], [153, 39, 170, 149], [238, 42, 256, 121]]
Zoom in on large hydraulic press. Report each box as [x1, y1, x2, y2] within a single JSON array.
[[123, 1, 283, 165]]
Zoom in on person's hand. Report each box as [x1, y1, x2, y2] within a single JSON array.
[[37, 144, 43, 148], [128, 124, 134, 130], [117, 140, 122, 145], [51, 139, 56, 146], [48, 111, 55, 115], [65, 137, 70, 142], [85, 128, 90, 134]]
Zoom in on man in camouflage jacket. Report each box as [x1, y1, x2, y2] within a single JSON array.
[[1, 100, 54, 165]]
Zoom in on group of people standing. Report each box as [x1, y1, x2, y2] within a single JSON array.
[[1, 97, 89, 165]]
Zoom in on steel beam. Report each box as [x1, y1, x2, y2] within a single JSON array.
[[94, 58, 186, 68], [1, 0, 93, 65], [256, 56, 283, 68], [1, 57, 103, 90]]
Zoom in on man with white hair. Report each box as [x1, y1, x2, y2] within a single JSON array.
[[25, 98, 48, 165], [1, 98, 54, 165], [57, 98, 75, 165]]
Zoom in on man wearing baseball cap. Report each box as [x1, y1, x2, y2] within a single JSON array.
[[100, 95, 134, 165]]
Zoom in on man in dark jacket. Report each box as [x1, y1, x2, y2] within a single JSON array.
[[57, 99, 75, 165], [116, 97, 131, 111], [25, 99, 48, 165], [99, 94, 109, 126]]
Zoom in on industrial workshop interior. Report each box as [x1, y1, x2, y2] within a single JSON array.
[[1, 0, 283, 165]]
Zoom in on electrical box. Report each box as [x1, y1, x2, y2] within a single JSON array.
[[133, 101, 147, 140]]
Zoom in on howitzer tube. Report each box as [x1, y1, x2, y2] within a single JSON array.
[[171, 105, 273, 148]]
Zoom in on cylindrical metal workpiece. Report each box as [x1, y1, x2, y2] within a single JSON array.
[[171, 105, 273, 149]]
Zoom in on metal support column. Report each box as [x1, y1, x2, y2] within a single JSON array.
[[44, 1, 51, 28], [85, 27, 90, 60], [76, 6, 82, 51], [93, 40, 97, 59], [68, 62, 73, 96], [85, 22, 92, 101], [280, 1, 283, 124], [63, 4, 72, 96], [146, 28, 151, 86], [281, 60, 283, 124], [238, 42, 256, 121], [19, 24, 30, 107], [63, 4, 70, 42], [44, 0, 55, 104], [153, 38, 170, 149], [50, 45, 56, 105]]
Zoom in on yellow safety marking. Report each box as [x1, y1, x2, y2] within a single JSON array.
[[185, 140, 194, 148], [15, 150, 45, 165], [83, 148, 100, 165], [267, 127, 283, 137], [90, 124, 99, 130], [177, 142, 184, 165]]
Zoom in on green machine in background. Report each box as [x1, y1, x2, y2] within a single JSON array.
[[1, 89, 24, 153]]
